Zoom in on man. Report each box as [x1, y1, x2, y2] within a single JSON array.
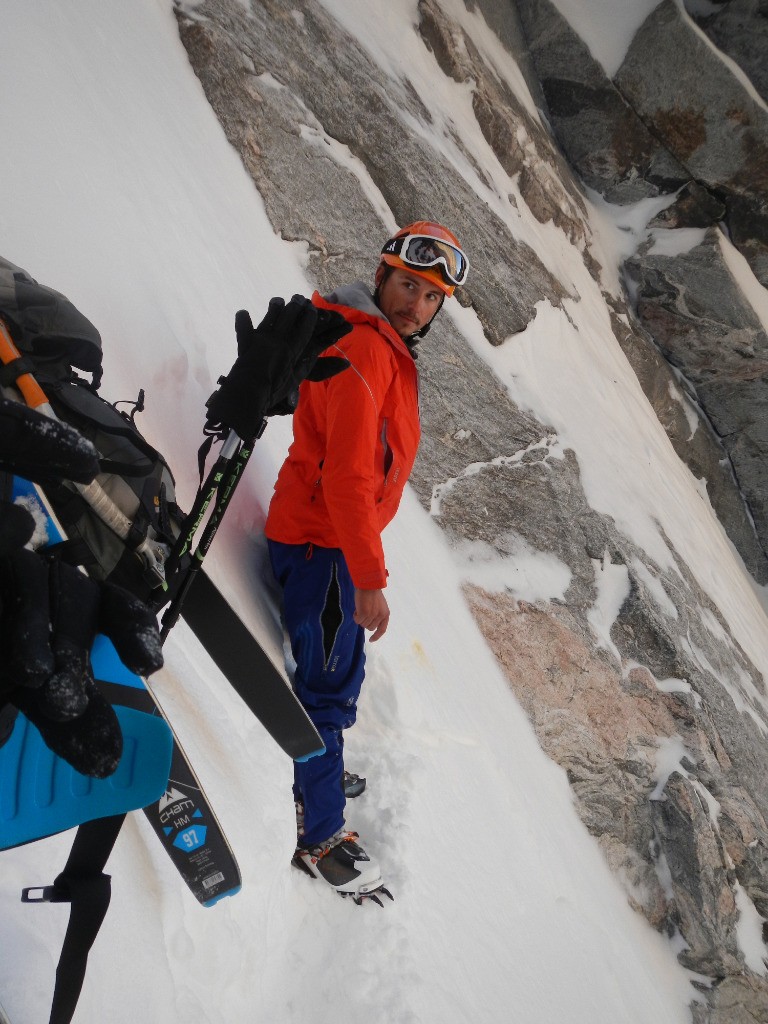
[[265, 221, 469, 902]]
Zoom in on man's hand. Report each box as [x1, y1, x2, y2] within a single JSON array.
[[354, 587, 390, 642], [204, 296, 351, 437]]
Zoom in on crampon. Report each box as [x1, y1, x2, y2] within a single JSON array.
[[339, 885, 394, 907], [292, 829, 393, 906]]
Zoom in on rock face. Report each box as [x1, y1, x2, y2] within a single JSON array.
[[685, 0, 768, 107], [605, 296, 768, 584], [515, 0, 690, 203], [516, 0, 768, 583], [616, 0, 768, 290], [173, 0, 768, 1019], [417, 0, 589, 248], [626, 228, 768, 559]]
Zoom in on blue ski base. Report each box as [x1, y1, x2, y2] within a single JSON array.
[[295, 747, 325, 763]]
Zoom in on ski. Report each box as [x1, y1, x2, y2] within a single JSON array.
[[0, 999, 10, 1024], [14, 479, 241, 906], [156, 421, 324, 764], [179, 569, 324, 763], [92, 639, 241, 906]]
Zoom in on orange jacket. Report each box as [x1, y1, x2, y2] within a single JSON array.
[[264, 284, 421, 589]]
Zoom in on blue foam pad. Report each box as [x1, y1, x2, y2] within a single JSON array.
[[0, 705, 173, 850]]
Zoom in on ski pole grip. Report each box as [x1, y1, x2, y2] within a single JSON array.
[[0, 317, 50, 409]]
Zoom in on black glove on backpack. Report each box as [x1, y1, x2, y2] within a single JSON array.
[[0, 396, 100, 484], [0, 521, 164, 778]]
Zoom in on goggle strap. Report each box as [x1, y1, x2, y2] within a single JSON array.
[[381, 234, 468, 286]]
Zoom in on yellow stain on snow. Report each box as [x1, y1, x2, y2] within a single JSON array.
[[411, 639, 430, 668]]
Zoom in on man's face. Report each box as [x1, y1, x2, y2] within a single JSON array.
[[376, 267, 444, 339]]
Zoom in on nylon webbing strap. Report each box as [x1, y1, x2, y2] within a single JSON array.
[[0, 354, 36, 386], [21, 813, 126, 1024]]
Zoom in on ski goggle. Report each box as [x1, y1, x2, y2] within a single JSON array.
[[381, 233, 469, 287]]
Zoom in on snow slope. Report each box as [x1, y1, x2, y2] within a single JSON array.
[[2, 1, 762, 1021]]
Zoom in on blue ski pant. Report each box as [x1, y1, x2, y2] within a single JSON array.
[[267, 539, 366, 847]]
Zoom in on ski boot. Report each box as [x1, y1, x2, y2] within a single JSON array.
[[292, 828, 393, 906], [343, 770, 366, 799]]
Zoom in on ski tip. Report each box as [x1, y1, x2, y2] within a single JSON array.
[[202, 884, 241, 908], [294, 745, 326, 764]]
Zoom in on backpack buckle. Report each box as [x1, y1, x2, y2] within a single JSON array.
[[21, 885, 62, 904]]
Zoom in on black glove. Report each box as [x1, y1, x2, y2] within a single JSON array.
[[205, 295, 351, 437], [0, 396, 100, 485], [0, 505, 164, 778]]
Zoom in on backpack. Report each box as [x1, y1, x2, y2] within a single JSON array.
[[0, 257, 188, 1024], [0, 255, 182, 603]]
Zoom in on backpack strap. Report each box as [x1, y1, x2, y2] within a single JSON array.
[[21, 814, 126, 1024], [0, 353, 37, 387], [96, 456, 153, 478], [46, 536, 102, 573]]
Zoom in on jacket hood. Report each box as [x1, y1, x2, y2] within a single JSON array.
[[321, 281, 382, 321], [314, 282, 415, 359]]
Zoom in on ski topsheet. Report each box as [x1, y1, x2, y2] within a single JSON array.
[[91, 638, 241, 906], [181, 569, 324, 763], [12, 479, 241, 906]]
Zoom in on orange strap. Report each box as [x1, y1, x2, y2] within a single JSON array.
[[0, 316, 49, 409]]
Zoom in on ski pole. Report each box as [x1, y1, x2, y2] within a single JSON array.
[[159, 420, 265, 641], [0, 317, 168, 587], [163, 429, 244, 581]]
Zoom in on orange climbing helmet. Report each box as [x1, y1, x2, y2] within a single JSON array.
[[379, 221, 469, 297]]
